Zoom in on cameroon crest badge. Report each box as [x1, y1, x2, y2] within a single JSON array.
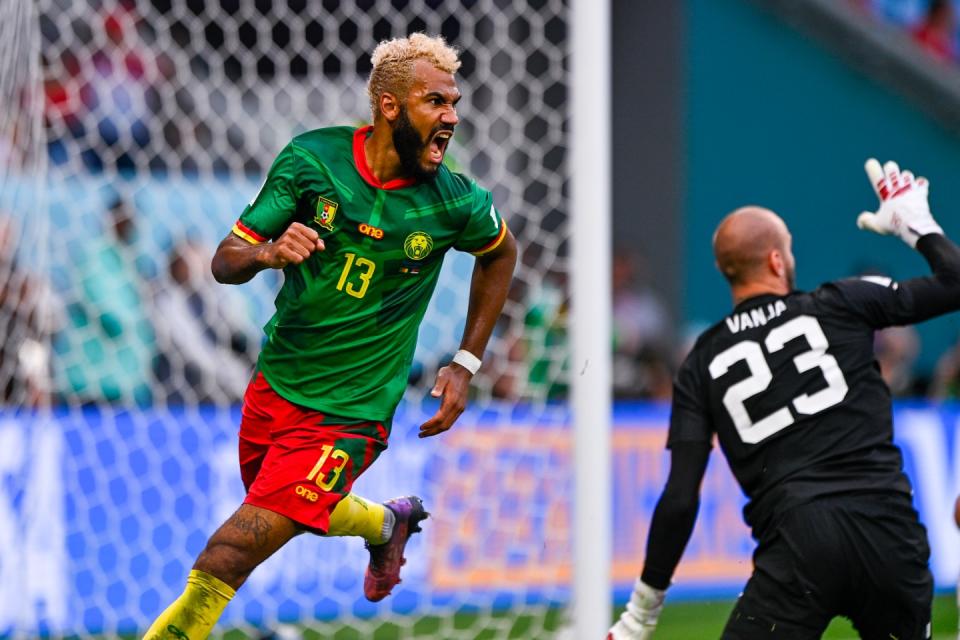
[[404, 232, 434, 261], [315, 196, 339, 231]]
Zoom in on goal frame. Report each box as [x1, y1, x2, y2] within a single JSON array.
[[571, 0, 613, 636]]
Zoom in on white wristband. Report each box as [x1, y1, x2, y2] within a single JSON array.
[[452, 349, 482, 375]]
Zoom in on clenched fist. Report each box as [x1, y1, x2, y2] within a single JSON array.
[[259, 222, 325, 268]]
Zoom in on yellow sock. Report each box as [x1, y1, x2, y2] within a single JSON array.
[[142, 570, 236, 640], [326, 493, 388, 543]]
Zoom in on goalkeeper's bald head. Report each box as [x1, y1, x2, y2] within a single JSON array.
[[713, 206, 795, 300]]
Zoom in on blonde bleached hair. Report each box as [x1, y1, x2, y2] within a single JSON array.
[[368, 33, 461, 118]]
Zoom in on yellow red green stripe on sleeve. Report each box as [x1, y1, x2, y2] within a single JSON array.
[[232, 220, 268, 244], [470, 220, 508, 256]]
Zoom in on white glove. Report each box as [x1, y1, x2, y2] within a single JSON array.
[[857, 158, 943, 248], [606, 579, 665, 640]]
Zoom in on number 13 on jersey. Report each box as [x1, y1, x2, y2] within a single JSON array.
[[336, 252, 375, 299]]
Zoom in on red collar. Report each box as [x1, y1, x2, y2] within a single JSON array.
[[352, 126, 417, 190]]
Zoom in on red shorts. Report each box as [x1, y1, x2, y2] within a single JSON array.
[[239, 372, 390, 532]]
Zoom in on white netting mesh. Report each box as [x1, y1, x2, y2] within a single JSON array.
[[1, 0, 572, 637]]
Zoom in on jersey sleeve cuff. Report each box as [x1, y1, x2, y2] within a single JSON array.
[[639, 567, 672, 591], [232, 220, 268, 244], [469, 220, 508, 256]]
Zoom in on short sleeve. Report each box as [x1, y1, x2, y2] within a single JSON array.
[[232, 143, 300, 244], [667, 353, 714, 448], [454, 182, 507, 255]]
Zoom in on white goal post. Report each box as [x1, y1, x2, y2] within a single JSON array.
[[571, 0, 613, 637]]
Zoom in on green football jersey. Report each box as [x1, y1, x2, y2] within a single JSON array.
[[232, 126, 507, 421]]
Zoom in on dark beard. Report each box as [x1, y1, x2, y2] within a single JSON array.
[[392, 107, 440, 182]]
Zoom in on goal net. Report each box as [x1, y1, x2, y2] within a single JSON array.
[[0, 0, 573, 637]]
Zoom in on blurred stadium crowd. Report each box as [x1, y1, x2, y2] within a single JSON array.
[[0, 191, 263, 408], [858, 0, 960, 63], [6, 0, 960, 409], [8, 190, 960, 409]]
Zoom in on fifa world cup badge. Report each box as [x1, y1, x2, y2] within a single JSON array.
[[315, 196, 339, 231]]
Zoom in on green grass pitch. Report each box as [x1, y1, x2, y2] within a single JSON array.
[[652, 593, 958, 639], [218, 593, 957, 639]]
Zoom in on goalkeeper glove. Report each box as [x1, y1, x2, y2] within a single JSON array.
[[606, 579, 665, 640], [857, 158, 943, 248]]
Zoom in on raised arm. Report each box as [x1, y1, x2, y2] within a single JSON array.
[[418, 228, 517, 438], [211, 222, 325, 285], [895, 234, 960, 320], [851, 158, 960, 325]]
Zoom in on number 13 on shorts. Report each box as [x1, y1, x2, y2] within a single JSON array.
[[307, 444, 350, 491]]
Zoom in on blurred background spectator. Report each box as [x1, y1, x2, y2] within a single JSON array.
[[929, 332, 960, 399], [523, 269, 569, 402], [489, 241, 570, 403], [0, 215, 61, 407], [492, 246, 675, 403], [857, 0, 960, 63], [875, 325, 924, 397], [151, 238, 260, 405], [55, 191, 156, 406], [912, 0, 958, 61], [44, 0, 174, 173], [612, 248, 673, 400]]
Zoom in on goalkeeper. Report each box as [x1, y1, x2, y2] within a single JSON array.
[[609, 159, 960, 639], [144, 33, 516, 640]]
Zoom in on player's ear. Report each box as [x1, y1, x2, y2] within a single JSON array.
[[769, 249, 786, 279], [380, 92, 401, 122]]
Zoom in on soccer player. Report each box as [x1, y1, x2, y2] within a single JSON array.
[[143, 33, 516, 639], [608, 159, 960, 640]]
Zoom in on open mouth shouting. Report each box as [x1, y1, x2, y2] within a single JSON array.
[[429, 129, 454, 165]]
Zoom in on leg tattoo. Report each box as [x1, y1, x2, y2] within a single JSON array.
[[226, 510, 273, 548]]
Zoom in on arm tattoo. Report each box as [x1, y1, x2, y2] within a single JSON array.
[[227, 510, 272, 548]]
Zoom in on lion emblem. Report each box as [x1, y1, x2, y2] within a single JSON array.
[[403, 232, 434, 261]]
